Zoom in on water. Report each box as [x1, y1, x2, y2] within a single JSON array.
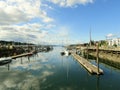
[[0, 47, 120, 90]]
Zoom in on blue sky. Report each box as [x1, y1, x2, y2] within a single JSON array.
[[48, 0, 120, 42], [0, 0, 120, 45]]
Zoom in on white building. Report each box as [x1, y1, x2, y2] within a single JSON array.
[[107, 38, 120, 46]]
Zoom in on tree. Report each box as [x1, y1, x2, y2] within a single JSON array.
[[113, 44, 117, 47], [99, 40, 108, 47]]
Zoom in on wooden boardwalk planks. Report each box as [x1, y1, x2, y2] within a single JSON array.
[[72, 53, 103, 75]]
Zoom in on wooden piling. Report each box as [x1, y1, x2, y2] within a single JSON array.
[[8, 64, 10, 71], [96, 43, 99, 74], [21, 57, 23, 64], [28, 56, 30, 62], [87, 45, 89, 60]]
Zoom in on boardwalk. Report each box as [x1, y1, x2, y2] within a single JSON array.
[[72, 53, 103, 75]]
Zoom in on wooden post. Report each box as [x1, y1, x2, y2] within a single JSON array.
[[8, 64, 10, 71], [96, 42, 99, 74], [82, 50, 84, 57], [28, 56, 30, 62], [96, 75, 100, 90], [76, 48, 77, 54], [89, 28, 92, 47], [21, 57, 23, 64], [87, 45, 89, 60]]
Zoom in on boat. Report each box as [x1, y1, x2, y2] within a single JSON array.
[[61, 52, 65, 56], [61, 50, 71, 56], [64, 50, 69, 56], [0, 57, 12, 66]]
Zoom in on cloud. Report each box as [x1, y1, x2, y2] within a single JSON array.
[[42, 4, 54, 10], [0, 23, 71, 45], [0, 22, 77, 45], [0, 66, 54, 90], [0, 0, 53, 25], [0, 0, 56, 44], [0, 0, 86, 45], [47, 0, 94, 7], [45, 24, 56, 29], [106, 33, 116, 38], [41, 26, 71, 45], [0, 23, 49, 43]]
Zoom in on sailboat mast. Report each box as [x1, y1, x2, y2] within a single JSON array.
[[89, 27, 92, 47]]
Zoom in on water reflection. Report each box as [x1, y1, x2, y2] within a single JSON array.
[[0, 47, 120, 90], [7, 64, 10, 71], [0, 51, 55, 89], [0, 68, 37, 89], [96, 76, 100, 90]]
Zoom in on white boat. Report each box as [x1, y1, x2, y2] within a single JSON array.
[[64, 50, 71, 56], [61, 50, 71, 56], [0, 57, 12, 65], [64, 50, 69, 56]]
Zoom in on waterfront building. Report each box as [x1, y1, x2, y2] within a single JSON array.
[[107, 38, 120, 46]]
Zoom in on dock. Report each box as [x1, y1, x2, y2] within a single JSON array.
[[72, 53, 103, 75], [11, 52, 33, 59]]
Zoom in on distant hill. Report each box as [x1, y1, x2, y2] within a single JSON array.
[[0, 40, 34, 45]]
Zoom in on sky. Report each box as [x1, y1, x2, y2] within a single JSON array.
[[0, 0, 120, 45]]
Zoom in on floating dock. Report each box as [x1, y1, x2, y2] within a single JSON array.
[[12, 52, 33, 59], [72, 53, 103, 75]]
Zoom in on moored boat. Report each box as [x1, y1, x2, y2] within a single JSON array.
[[61, 50, 71, 56], [0, 57, 12, 66]]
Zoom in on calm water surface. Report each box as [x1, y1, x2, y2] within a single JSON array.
[[0, 47, 120, 90]]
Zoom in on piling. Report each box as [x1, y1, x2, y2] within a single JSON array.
[[87, 45, 89, 60], [21, 57, 23, 64], [96, 43, 99, 74], [8, 64, 10, 71]]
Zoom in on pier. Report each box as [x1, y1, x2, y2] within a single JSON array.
[[11, 52, 33, 59], [72, 53, 103, 75], [12, 52, 32, 59]]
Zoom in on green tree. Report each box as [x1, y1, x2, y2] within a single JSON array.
[[113, 44, 117, 47]]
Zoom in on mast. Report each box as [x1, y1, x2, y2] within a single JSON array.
[[89, 27, 92, 47]]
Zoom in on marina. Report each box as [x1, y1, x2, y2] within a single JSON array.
[[0, 0, 120, 90], [0, 47, 120, 90]]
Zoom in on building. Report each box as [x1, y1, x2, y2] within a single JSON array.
[[107, 38, 120, 46]]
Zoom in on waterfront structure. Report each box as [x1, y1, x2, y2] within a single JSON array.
[[71, 52, 103, 75], [107, 38, 120, 46]]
